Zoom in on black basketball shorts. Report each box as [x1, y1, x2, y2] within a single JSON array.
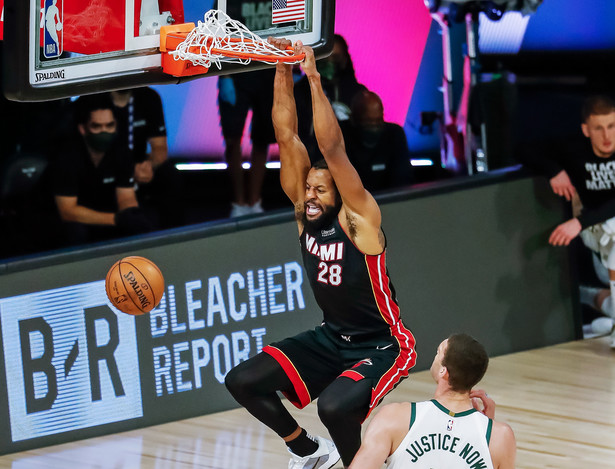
[[263, 322, 416, 418]]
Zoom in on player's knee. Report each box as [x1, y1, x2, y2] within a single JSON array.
[[224, 354, 276, 399], [224, 366, 241, 394], [317, 390, 361, 424], [318, 379, 372, 426], [224, 363, 252, 399], [317, 393, 345, 425]]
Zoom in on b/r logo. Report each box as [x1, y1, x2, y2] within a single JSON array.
[[0, 281, 143, 442]]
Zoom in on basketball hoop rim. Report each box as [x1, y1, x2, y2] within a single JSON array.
[[204, 38, 305, 63], [160, 11, 308, 77]]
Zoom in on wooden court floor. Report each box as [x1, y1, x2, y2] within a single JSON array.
[[1, 336, 614, 468]]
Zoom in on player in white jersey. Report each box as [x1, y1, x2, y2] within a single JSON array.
[[349, 334, 516, 469]]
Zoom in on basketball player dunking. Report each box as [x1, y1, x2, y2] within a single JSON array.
[[224, 40, 416, 469]]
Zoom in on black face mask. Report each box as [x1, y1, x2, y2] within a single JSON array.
[[85, 131, 116, 153], [360, 125, 384, 149]]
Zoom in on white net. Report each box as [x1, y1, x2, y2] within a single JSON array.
[[170, 10, 304, 68]]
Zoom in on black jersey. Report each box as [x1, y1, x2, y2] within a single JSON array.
[[300, 215, 401, 337]]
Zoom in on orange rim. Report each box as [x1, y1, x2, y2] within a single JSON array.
[[186, 37, 305, 63]]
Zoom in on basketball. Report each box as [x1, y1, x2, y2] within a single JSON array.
[[105, 256, 165, 315]]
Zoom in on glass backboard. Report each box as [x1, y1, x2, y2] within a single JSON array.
[[2, 0, 334, 101]]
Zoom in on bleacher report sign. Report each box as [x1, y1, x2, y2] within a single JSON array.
[[0, 227, 318, 454]]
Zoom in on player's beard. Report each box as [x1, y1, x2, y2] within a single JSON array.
[[300, 201, 342, 233]]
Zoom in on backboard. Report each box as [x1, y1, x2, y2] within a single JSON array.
[[2, 0, 334, 101]]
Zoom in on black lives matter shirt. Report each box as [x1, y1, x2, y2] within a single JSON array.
[[300, 215, 402, 337], [521, 138, 615, 228]]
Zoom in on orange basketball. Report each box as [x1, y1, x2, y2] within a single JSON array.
[[105, 256, 165, 315]]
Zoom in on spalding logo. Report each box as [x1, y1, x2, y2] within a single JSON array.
[[123, 271, 151, 309], [35, 70, 66, 82]]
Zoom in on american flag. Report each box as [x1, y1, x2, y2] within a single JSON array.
[[272, 0, 306, 24]]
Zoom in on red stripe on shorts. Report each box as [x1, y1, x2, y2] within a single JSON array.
[[263, 345, 311, 409], [366, 322, 417, 420], [340, 369, 364, 381], [365, 252, 400, 327]]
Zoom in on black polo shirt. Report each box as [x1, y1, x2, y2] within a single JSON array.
[[51, 136, 135, 213]]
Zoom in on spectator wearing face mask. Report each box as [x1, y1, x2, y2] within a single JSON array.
[[50, 94, 157, 246], [341, 90, 414, 193]]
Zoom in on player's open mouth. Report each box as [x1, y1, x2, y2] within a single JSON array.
[[306, 203, 321, 217]]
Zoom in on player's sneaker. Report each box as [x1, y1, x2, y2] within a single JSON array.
[[591, 317, 614, 335], [610, 327, 615, 349], [287, 436, 340, 469]]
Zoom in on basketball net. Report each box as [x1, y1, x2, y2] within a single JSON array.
[[168, 10, 305, 70]]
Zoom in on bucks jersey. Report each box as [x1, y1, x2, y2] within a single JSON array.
[[300, 215, 401, 337], [387, 400, 494, 469]]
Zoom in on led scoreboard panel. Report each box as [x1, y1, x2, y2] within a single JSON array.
[[0, 172, 578, 455]]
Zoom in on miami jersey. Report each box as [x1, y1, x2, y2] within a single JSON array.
[[387, 400, 494, 469], [300, 215, 401, 337]]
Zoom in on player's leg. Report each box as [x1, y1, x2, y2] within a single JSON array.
[[225, 346, 328, 460], [317, 376, 373, 467], [320, 328, 416, 466], [224, 352, 303, 439], [256, 327, 344, 467]]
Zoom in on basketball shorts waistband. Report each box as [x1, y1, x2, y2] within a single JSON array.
[[322, 322, 394, 343]]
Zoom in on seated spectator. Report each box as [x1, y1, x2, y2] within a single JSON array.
[[342, 90, 414, 192], [51, 94, 156, 246], [517, 95, 615, 346], [110, 87, 184, 228]]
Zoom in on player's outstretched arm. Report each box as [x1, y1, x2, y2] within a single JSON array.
[[295, 41, 380, 227], [348, 403, 410, 469], [270, 38, 311, 211]]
